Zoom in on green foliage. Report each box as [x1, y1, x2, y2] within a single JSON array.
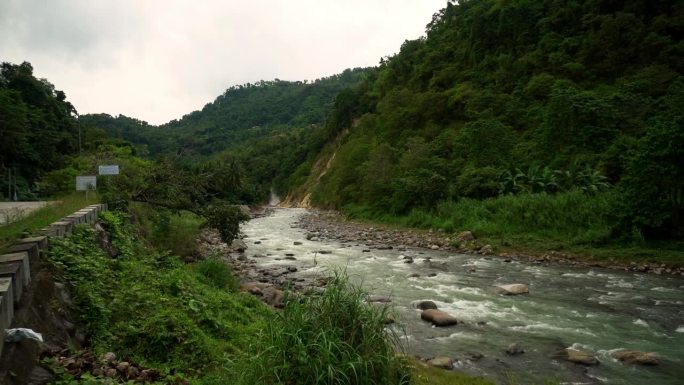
[[80, 69, 369, 201], [231, 273, 410, 385], [197, 258, 240, 292], [345, 189, 616, 247], [201, 202, 250, 244], [617, 78, 684, 239], [46, 210, 269, 374], [131, 203, 203, 258], [308, 0, 682, 244], [0, 61, 78, 195]]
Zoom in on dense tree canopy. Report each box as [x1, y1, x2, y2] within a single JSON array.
[[310, 0, 683, 240], [0, 61, 79, 199]]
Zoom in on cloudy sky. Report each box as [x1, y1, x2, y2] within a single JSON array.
[[0, 0, 446, 125]]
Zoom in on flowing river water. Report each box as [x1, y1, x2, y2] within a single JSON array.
[[242, 208, 684, 385]]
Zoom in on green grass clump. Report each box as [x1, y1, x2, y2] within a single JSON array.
[[230, 273, 410, 385], [410, 361, 495, 385], [0, 192, 98, 249], [130, 202, 203, 258], [197, 257, 240, 291]]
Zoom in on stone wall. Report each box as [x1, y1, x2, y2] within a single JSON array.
[[0, 203, 107, 358]]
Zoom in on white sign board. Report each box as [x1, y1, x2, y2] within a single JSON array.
[[98, 165, 120, 175], [76, 176, 97, 191]]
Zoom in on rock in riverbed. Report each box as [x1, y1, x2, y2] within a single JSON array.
[[612, 350, 659, 365], [420, 309, 458, 326], [427, 356, 454, 370], [416, 300, 438, 310], [496, 283, 529, 295], [506, 343, 525, 356], [556, 348, 599, 366]]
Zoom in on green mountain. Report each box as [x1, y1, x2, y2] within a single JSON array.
[[81, 68, 369, 200], [300, 0, 683, 241]]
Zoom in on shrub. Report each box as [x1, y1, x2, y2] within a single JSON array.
[[232, 273, 410, 385], [197, 258, 240, 292]]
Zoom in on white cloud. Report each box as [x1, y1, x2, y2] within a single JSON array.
[[0, 0, 446, 124]]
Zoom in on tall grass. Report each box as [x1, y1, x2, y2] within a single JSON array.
[[197, 257, 240, 292], [230, 273, 410, 385], [345, 190, 614, 247], [130, 202, 203, 257]]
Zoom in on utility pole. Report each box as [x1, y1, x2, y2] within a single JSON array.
[[12, 165, 17, 201], [77, 112, 82, 155], [6, 167, 10, 201]]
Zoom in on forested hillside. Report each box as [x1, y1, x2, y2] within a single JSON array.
[[81, 68, 368, 200], [0, 62, 79, 199], [307, 0, 683, 244]]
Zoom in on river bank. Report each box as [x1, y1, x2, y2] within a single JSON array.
[[295, 209, 684, 276]]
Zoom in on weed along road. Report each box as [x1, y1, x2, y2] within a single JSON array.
[[241, 208, 684, 385]]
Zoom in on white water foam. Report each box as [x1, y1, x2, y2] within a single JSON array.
[[509, 323, 597, 337], [633, 319, 649, 327], [651, 286, 676, 292], [676, 326, 684, 333], [431, 331, 482, 342]]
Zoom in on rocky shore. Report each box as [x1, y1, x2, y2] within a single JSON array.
[[295, 209, 684, 276]]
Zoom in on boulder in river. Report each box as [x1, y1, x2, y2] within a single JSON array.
[[505, 343, 524, 356], [556, 348, 599, 366], [417, 300, 438, 310], [496, 283, 529, 295], [421, 309, 458, 326], [427, 356, 454, 370], [612, 350, 659, 365]]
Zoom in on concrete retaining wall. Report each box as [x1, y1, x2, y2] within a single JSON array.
[[0, 203, 107, 357]]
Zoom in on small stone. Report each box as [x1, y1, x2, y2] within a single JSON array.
[[294, 241, 303, 245], [101, 352, 116, 363], [106, 368, 118, 378], [287, 266, 298, 273], [117, 361, 130, 372], [496, 284, 529, 295], [126, 366, 140, 379], [417, 300, 438, 310], [456, 231, 475, 242], [560, 348, 599, 366], [506, 343, 524, 356]]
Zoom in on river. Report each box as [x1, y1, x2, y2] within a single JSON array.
[[242, 208, 684, 385]]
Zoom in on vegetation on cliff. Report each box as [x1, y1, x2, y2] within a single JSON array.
[[309, 0, 683, 251]]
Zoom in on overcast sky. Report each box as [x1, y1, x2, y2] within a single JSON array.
[[0, 0, 446, 125]]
